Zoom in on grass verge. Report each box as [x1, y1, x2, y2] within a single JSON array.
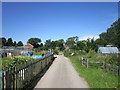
[[69, 55, 119, 88]]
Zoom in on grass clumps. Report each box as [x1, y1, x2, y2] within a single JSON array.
[[69, 55, 119, 88]]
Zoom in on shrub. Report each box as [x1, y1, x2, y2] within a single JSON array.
[[107, 54, 119, 65], [63, 50, 72, 57], [2, 57, 33, 69], [86, 50, 97, 58], [53, 49, 59, 55]]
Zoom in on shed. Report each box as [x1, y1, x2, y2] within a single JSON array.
[[98, 47, 120, 54]]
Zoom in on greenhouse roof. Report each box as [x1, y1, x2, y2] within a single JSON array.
[[98, 47, 120, 54]]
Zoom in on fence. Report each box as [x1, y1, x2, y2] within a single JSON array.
[[80, 57, 120, 76], [1, 54, 54, 90]]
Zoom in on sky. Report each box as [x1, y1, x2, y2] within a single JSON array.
[[2, 2, 118, 44]]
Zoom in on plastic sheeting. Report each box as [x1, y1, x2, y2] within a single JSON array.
[[98, 47, 120, 54]]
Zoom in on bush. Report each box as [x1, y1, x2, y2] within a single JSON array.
[[107, 54, 119, 65], [80, 50, 87, 55], [53, 49, 59, 55], [63, 50, 73, 57], [2, 57, 33, 69], [86, 50, 97, 58]]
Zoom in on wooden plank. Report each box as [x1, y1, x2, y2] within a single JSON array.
[[2, 71, 5, 90]]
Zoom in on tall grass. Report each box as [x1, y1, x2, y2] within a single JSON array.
[[69, 55, 119, 88]]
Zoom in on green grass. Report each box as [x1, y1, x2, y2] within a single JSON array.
[[69, 55, 119, 88]]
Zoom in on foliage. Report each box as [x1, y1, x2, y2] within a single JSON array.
[[44, 39, 52, 50], [78, 50, 119, 66], [54, 39, 64, 50], [76, 41, 85, 50], [86, 50, 97, 58], [69, 55, 119, 88], [63, 49, 82, 57], [0, 37, 6, 47], [65, 36, 79, 49], [63, 49, 75, 57], [1, 19, 119, 54], [6, 38, 13, 46], [27, 38, 41, 48], [13, 41, 17, 46], [96, 18, 120, 48], [0, 37, 23, 47], [17, 41, 23, 46], [53, 49, 59, 55], [44, 39, 64, 50], [106, 54, 120, 66], [2, 57, 34, 69]]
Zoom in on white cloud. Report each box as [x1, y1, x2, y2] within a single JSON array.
[[79, 35, 99, 41]]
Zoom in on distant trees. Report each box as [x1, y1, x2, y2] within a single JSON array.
[[17, 41, 23, 46], [65, 36, 79, 49], [0, 37, 7, 47], [13, 41, 17, 46], [44, 39, 52, 50], [0, 37, 24, 47], [56, 39, 64, 50], [76, 41, 85, 50], [44, 39, 64, 51], [6, 38, 13, 46], [1, 19, 119, 52], [27, 38, 41, 48]]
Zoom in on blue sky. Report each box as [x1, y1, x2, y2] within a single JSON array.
[[2, 2, 118, 44]]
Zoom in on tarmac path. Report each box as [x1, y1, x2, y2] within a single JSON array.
[[34, 55, 89, 88]]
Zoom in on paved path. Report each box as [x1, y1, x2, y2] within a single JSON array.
[[34, 55, 89, 88]]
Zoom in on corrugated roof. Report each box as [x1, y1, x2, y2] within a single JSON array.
[[98, 47, 119, 54]]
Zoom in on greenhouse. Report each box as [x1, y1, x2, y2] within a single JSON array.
[[98, 47, 120, 54]]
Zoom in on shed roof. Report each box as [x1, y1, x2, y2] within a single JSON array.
[[98, 47, 119, 54]]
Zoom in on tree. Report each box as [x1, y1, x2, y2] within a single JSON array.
[[65, 36, 78, 49], [54, 39, 64, 50], [97, 18, 120, 48], [114, 18, 120, 48], [51, 41, 56, 49], [13, 41, 17, 46], [17, 41, 23, 46], [0, 37, 6, 47], [6, 38, 13, 46], [27, 38, 41, 48], [57, 39, 64, 50], [77, 41, 85, 50], [40, 43, 43, 47], [44, 39, 52, 50]]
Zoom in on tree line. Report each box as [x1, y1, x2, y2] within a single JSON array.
[[96, 18, 120, 48], [0, 37, 23, 47], [1, 18, 120, 52]]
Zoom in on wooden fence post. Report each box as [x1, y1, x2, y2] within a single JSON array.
[[81, 57, 83, 66], [86, 59, 88, 68], [2, 71, 4, 90]]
